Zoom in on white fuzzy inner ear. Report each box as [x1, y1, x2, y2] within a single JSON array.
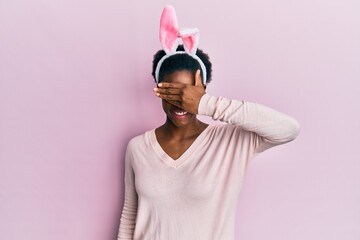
[[179, 28, 200, 55]]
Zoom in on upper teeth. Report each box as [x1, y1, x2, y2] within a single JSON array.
[[174, 111, 187, 115]]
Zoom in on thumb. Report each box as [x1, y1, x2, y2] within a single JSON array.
[[194, 69, 203, 87]]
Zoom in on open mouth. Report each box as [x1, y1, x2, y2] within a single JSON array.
[[170, 108, 188, 118], [173, 110, 188, 116]]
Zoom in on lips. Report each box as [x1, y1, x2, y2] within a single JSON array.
[[170, 108, 188, 118], [173, 110, 187, 115]]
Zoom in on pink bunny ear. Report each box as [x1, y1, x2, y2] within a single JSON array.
[[179, 28, 199, 55], [155, 5, 207, 85], [159, 5, 180, 54]]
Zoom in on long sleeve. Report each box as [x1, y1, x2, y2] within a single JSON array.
[[117, 142, 138, 240], [198, 93, 301, 155]]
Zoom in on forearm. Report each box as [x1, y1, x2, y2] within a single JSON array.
[[117, 186, 138, 240], [198, 94, 301, 150]]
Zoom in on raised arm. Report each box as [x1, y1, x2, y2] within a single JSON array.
[[198, 93, 301, 154], [117, 143, 138, 240], [154, 70, 300, 154]]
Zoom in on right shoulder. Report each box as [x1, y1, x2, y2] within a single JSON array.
[[126, 129, 152, 152]]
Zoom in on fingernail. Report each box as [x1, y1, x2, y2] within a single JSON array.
[[158, 83, 162, 87], [156, 93, 160, 96], [153, 88, 158, 91]]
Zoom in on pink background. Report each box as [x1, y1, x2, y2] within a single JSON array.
[[1, 1, 359, 239]]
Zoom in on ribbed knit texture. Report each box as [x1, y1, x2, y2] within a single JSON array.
[[117, 94, 300, 240]]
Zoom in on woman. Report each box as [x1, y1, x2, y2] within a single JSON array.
[[118, 5, 300, 240]]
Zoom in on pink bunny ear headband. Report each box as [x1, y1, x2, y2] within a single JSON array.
[[155, 5, 207, 85]]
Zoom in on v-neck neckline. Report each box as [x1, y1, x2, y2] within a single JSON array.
[[149, 125, 212, 169]]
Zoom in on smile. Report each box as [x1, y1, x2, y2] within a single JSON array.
[[173, 111, 188, 116]]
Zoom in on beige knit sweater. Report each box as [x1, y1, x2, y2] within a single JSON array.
[[118, 93, 300, 240]]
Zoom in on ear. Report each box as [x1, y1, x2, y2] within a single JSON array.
[[179, 28, 199, 55], [159, 5, 180, 54]]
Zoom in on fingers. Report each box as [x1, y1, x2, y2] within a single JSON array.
[[153, 87, 182, 101], [153, 87, 181, 95], [157, 82, 184, 88], [194, 69, 202, 87], [153, 86, 183, 105], [153, 84, 185, 101], [154, 92, 182, 101]]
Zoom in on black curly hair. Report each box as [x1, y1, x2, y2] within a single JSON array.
[[151, 45, 212, 86]]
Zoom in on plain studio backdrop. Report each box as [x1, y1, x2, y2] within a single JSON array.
[[0, 0, 359, 239]]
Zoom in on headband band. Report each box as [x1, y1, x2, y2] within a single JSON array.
[[155, 5, 207, 85], [155, 51, 207, 85]]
